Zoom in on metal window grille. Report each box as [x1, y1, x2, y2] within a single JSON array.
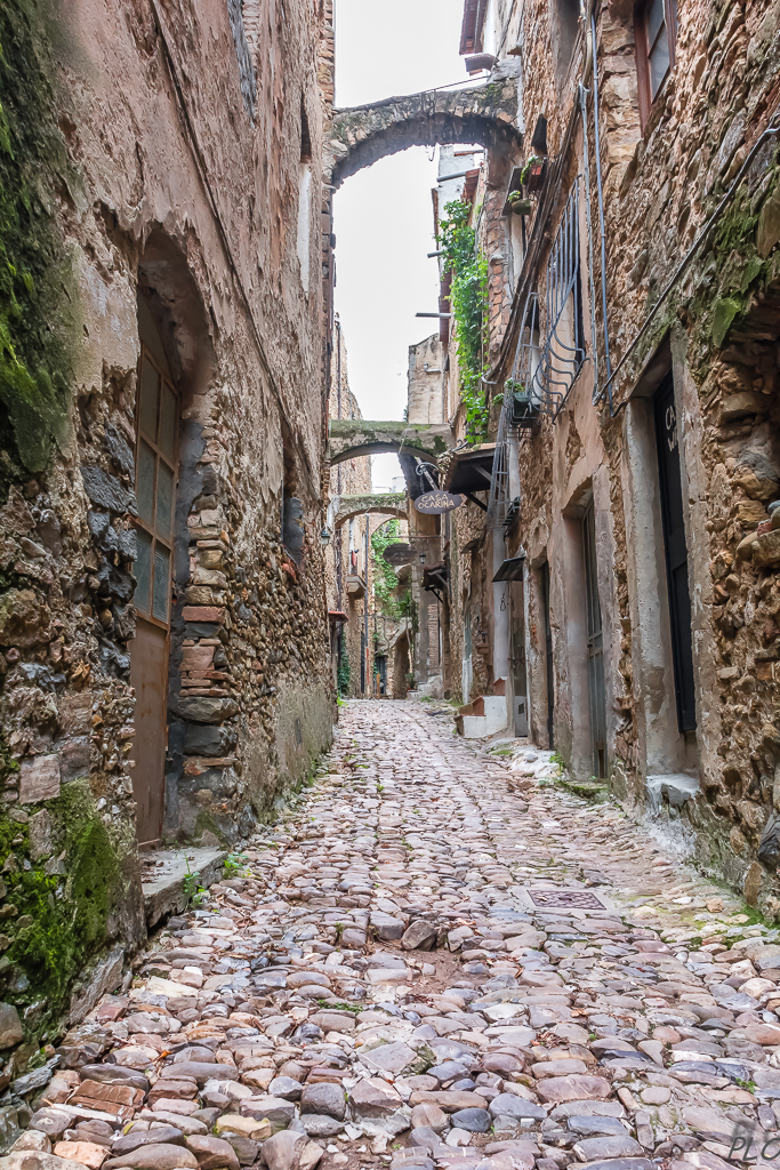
[[542, 178, 587, 412], [487, 182, 588, 527]]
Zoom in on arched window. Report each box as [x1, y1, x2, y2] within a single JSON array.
[[635, 0, 677, 126]]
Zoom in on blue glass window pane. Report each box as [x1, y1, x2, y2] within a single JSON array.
[[156, 461, 174, 538], [649, 32, 670, 97], [139, 359, 159, 439], [152, 545, 170, 623], [137, 441, 155, 527], [134, 528, 152, 615]]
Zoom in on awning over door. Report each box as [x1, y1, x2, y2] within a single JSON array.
[[444, 444, 496, 510], [493, 554, 526, 582]]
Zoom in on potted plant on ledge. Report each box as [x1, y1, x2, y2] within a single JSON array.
[[521, 154, 546, 193], [507, 189, 532, 216], [506, 377, 539, 428]]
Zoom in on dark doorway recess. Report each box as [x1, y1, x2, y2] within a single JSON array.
[[654, 374, 696, 733], [130, 314, 179, 847], [582, 501, 607, 777], [540, 560, 554, 747]]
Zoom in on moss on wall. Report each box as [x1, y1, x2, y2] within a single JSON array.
[[0, 0, 75, 490], [0, 779, 123, 1040], [690, 160, 780, 360]]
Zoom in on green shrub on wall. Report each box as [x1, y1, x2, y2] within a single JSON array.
[[0, 0, 74, 489], [0, 777, 123, 1039], [371, 520, 404, 617], [337, 646, 351, 696], [438, 199, 489, 444]]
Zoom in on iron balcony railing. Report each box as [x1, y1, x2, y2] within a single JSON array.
[[487, 180, 589, 527]]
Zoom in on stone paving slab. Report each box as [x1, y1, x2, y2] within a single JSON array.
[[4, 700, 780, 1170], [142, 850, 228, 929]]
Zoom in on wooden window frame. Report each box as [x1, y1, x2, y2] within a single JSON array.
[[634, 0, 677, 130], [134, 343, 179, 633]]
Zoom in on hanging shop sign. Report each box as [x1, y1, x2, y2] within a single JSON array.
[[414, 490, 464, 515]]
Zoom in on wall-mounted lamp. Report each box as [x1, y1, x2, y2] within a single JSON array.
[[320, 526, 332, 547]]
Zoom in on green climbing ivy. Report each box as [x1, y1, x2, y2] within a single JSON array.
[[337, 645, 351, 696], [371, 520, 404, 618], [0, 0, 75, 489], [438, 199, 489, 444]]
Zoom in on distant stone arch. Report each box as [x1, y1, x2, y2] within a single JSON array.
[[334, 493, 407, 527], [328, 65, 521, 186]]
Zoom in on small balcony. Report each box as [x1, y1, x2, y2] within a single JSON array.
[[346, 572, 367, 599]]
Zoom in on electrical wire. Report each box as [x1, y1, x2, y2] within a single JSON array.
[[597, 109, 780, 418]]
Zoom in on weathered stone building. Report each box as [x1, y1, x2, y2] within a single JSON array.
[[404, 335, 446, 696], [439, 0, 780, 909], [325, 318, 376, 697], [0, 0, 336, 1058], [3, 0, 779, 1084]]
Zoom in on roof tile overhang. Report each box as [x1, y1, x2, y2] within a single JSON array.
[[444, 444, 495, 495], [423, 562, 448, 592]]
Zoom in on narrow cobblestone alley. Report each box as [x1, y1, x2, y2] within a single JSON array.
[[11, 702, 780, 1170]]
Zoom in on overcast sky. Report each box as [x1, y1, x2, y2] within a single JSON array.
[[333, 0, 465, 490]]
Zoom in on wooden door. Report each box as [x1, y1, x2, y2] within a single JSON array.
[[510, 577, 528, 736], [129, 341, 178, 846], [540, 561, 554, 747], [582, 501, 607, 777], [654, 374, 696, 733]]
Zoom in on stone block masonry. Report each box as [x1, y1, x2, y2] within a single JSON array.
[[448, 0, 780, 919], [0, 0, 336, 1071]]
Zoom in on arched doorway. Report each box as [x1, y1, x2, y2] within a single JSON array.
[[130, 297, 180, 846]]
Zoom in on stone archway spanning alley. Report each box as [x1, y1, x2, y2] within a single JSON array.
[[327, 418, 452, 466], [334, 492, 408, 527], [327, 63, 521, 186]]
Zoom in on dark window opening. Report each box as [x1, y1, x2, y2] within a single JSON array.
[[654, 373, 695, 733], [574, 254, 586, 356], [635, 0, 677, 126], [300, 99, 312, 163], [281, 447, 304, 565], [552, 0, 580, 86]]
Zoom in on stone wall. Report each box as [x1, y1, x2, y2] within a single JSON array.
[[326, 321, 372, 697], [0, 0, 335, 1064], [455, 0, 780, 913], [407, 335, 444, 425]]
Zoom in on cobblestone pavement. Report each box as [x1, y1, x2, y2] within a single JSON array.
[[7, 700, 780, 1170]]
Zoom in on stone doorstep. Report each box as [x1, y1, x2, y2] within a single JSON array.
[[141, 848, 227, 929], [646, 773, 700, 811]]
